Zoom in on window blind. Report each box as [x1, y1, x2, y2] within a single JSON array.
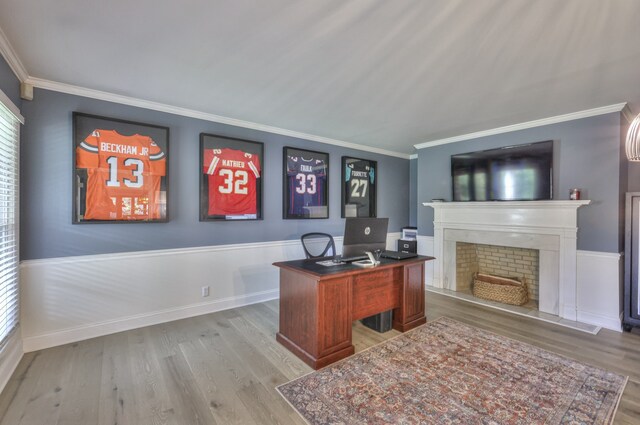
[[0, 98, 19, 348]]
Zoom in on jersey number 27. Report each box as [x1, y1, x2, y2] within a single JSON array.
[[350, 179, 368, 198]]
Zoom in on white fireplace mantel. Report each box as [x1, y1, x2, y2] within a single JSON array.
[[423, 200, 590, 321]]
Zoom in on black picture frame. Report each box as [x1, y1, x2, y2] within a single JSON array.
[[200, 133, 264, 221], [283, 147, 329, 219], [73, 112, 170, 224], [341, 156, 377, 218]]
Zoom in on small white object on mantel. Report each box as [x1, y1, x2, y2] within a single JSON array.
[[422, 200, 590, 321]]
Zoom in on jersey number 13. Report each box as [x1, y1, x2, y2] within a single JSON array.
[[106, 156, 144, 189]]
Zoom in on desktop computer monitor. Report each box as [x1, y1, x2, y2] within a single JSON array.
[[342, 217, 389, 258]]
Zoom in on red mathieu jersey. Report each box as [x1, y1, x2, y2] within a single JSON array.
[[76, 129, 166, 220], [203, 148, 261, 216]]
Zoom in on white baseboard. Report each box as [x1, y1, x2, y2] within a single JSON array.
[[577, 311, 621, 333], [20, 233, 402, 352]]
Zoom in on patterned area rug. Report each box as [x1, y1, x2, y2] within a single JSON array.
[[277, 317, 627, 425]]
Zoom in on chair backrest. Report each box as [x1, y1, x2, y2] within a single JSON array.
[[300, 232, 336, 259]]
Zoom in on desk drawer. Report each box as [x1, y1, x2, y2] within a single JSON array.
[[352, 268, 401, 320]]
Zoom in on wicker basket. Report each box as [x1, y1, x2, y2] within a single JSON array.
[[472, 273, 529, 306]]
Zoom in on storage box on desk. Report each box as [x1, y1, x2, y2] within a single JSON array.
[[397, 239, 417, 253], [472, 273, 528, 306]]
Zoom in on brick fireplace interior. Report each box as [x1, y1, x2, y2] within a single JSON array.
[[455, 242, 539, 309]]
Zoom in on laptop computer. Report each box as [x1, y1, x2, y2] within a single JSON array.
[[380, 250, 418, 260]]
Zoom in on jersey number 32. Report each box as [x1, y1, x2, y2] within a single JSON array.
[[218, 169, 248, 195]]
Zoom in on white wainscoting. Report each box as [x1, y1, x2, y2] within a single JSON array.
[[576, 250, 623, 332], [417, 235, 435, 287], [418, 236, 622, 332], [20, 233, 401, 352], [0, 329, 23, 394]]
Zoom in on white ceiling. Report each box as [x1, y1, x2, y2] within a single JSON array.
[[1, 0, 639, 155]]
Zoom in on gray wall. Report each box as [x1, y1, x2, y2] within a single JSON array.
[[417, 112, 624, 253], [21, 89, 410, 260], [0, 55, 20, 111], [628, 160, 640, 191], [409, 157, 417, 227]]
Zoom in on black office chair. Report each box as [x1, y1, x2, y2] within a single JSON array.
[[300, 232, 336, 259]]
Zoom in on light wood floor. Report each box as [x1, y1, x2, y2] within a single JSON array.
[[0, 293, 639, 424]]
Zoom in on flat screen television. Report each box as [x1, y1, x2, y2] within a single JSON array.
[[451, 140, 553, 201]]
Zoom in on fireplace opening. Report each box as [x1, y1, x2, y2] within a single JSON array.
[[456, 242, 539, 310]]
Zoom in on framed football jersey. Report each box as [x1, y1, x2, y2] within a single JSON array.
[[341, 156, 377, 218], [73, 113, 169, 223], [283, 147, 329, 219], [200, 134, 264, 221]]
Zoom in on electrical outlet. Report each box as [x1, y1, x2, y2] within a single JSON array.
[[201, 286, 209, 297]]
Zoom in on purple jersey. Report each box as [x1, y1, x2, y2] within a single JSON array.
[[287, 155, 327, 217]]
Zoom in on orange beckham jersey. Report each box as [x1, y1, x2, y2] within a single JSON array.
[[203, 148, 260, 216], [76, 129, 167, 220]]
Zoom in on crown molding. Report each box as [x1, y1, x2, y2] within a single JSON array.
[[0, 26, 28, 82], [414, 102, 629, 150], [0, 24, 407, 158], [409, 153, 418, 159], [621, 103, 636, 124], [25, 77, 410, 159]]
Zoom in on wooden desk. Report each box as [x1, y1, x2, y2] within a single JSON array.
[[273, 256, 434, 369]]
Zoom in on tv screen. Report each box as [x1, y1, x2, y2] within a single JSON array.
[[451, 141, 553, 201]]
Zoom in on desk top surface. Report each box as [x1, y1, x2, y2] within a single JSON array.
[[273, 255, 434, 277]]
